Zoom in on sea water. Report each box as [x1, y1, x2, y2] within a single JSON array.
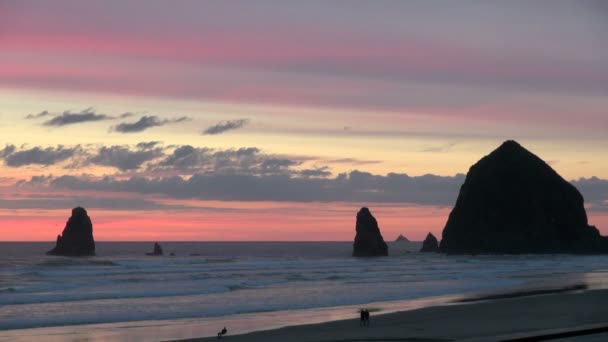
[[1, 241, 608, 340]]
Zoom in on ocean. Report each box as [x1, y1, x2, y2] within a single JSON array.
[[2, 241, 608, 341]]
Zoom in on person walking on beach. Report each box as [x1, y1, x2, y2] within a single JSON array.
[[359, 309, 365, 326], [217, 326, 227, 339], [362, 309, 370, 326]]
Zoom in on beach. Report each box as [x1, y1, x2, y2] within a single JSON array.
[[178, 288, 608, 342]]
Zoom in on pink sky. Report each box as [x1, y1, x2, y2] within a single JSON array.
[[0, 1, 607, 241]]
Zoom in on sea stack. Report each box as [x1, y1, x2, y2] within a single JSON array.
[[395, 234, 410, 242], [147, 242, 164, 256], [353, 207, 388, 256], [420, 232, 440, 252], [47, 207, 95, 256], [440, 140, 607, 254]]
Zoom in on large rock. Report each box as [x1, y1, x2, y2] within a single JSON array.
[[440, 140, 607, 254], [47, 207, 95, 256], [353, 207, 388, 256], [420, 232, 440, 252]]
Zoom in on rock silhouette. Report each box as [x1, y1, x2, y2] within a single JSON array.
[[440, 140, 607, 254], [395, 234, 410, 242], [420, 232, 440, 252], [146, 242, 164, 256], [46, 207, 95, 256], [353, 207, 388, 256]]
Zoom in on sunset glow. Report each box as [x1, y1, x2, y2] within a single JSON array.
[[1, 1, 607, 241]]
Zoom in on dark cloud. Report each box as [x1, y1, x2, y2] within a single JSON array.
[[48, 170, 466, 205], [88, 145, 164, 171], [39, 170, 608, 211], [119, 112, 135, 118], [42, 108, 111, 126], [571, 177, 608, 212], [25, 110, 51, 119], [1, 145, 81, 167], [299, 166, 331, 178], [151, 146, 302, 176], [136, 141, 162, 150], [202, 119, 249, 135], [112, 115, 190, 133]]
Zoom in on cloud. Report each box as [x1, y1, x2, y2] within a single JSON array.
[[325, 158, 382, 165], [112, 115, 190, 133], [151, 145, 303, 176], [42, 108, 111, 126], [202, 119, 249, 135], [25, 110, 51, 119], [571, 177, 608, 212], [45, 170, 466, 205], [44, 171, 608, 211], [420, 142, 458, 153], [88, 145, 164, 171], [136, 141, 162, 150], [0, 145, 81, 167]]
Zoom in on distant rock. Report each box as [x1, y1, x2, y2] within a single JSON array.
[[420, 232, 440, 252], [395, 234, 410, 242], [46, 207, 95, 256], [146, 242, 164, 256], [353, 207, 388, 257], [440, 140, 608, 254]]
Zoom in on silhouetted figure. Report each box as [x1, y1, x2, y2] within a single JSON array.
[[217, 326, 227, 339], [359, 309, 370, 326], [146, 242, 163, 256]]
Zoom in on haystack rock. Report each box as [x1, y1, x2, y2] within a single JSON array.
[[395, 234, 410, 242], [353, 207, 388, 256], [46, 207, 95, 256], [420, 232, 440, 252], [440, 140, 607, 254]]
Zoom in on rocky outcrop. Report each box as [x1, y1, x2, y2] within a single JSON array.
[[420, 232, 440, 252], [440, 140, 607, 254], [146, 242, 163, 256], [353, 207, 388, 256], [395, 234, 410, 242], [47, 207, 95, 256]]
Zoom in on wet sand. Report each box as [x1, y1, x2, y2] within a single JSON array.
[[177, 288, 608, 342]]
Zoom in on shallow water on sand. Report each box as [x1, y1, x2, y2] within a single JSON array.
[[2, 242, 608, 340]]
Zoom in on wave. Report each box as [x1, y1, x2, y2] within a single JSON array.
[[36, 258, 118, 268]]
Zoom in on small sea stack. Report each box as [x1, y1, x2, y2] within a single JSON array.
[[395, 234, 410, 242], [440, 140, 607, 254], [146, 242, 164, 256], [420, 232, 440, 252], [46, 207, 95, 256], [352, 207, 388, 257]]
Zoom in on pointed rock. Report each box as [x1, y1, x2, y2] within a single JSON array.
[[352, 207, 388, 256], [440, 140, 607, 254], [47, 207, 95, 256], [146, 242, 164, 256], [395, 234, 410, 242], [420, 232, 440, 252]]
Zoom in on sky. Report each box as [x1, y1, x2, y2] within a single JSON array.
[[0, 0, 607, 241]]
